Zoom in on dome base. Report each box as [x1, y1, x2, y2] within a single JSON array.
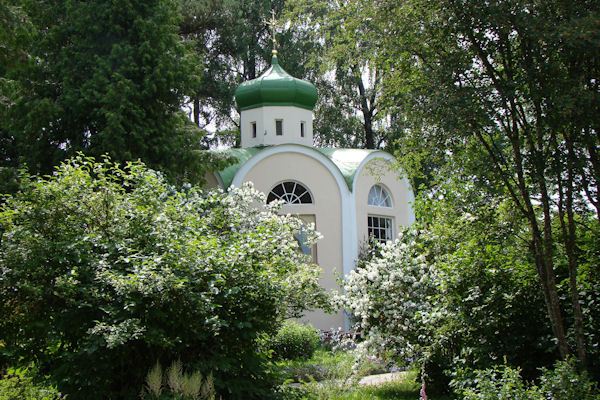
[[240, 105, 313, 148]]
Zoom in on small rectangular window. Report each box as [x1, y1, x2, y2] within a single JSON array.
[[251, 122, 257, 138], [367, 215, 393, 244], [275, 119, 283, 136], [300, 121, 305, 137]]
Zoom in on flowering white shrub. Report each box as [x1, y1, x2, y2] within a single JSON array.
[[337, 230, 437, 361]]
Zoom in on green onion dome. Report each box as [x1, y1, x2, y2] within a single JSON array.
[[234, 53, 318, 111]]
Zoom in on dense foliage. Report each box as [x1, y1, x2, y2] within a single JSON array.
[[0, 0, 223, 191], [341, 179, 600, 392], [0, 157, 326, 399], [0, 368, 62, 400], [374, 0, 600, 364], [301, 0, 600, 389], [341, 212, 600, 395], [419, 184, 564, 388], [456, 359, 599, 400]]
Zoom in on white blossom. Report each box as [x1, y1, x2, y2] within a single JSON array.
[[338, 230, 438, 360]]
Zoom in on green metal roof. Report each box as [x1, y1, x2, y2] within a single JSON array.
[[316, 148, 378, 189], [211, 146, 380, 191], [234, 55, 318, 111]]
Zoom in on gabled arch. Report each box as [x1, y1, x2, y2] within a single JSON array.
[[230, 144, 356, 286], [352, 152, 415, 225]]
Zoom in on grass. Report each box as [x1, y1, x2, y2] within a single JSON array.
[[277, 348, 388, 383], [298, 370, 453, 400], [277, 348, 355, 383], [275, 347, 453, 400]]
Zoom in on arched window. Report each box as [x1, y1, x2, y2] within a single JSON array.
[[368, 184, 392, 207], [267, 181, 313, 204]]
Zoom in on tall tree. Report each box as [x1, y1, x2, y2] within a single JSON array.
[[2, 0, 213, 185], [286, 0, 390, 149], [367, 0, 599, 364], [179, 0, 320, 147], [0, 0, 33, 194]]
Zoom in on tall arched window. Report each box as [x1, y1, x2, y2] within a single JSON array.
[[368, 184, 392, 207], [367, 184, 393, 243], [267, 181, 313, 204]]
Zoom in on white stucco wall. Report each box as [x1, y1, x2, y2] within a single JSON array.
[[240, 106, 314, 147]]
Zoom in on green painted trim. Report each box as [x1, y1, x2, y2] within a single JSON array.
[[213, 147, 265, 189], [239, 102, 315, 111]]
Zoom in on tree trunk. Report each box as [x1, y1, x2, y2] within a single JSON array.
[[353, 66, 376, 149], [193, 97, 200, 127], [530, 99, 570, 359], [364, 113, 375, 149], [564, 133, 587, 365]]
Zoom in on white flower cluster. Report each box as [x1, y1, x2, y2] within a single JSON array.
[[337, 232, 437, 360], [87, 318, 146, 349]]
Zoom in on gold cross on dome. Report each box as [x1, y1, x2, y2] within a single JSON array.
[[266, 9, 278, 54]]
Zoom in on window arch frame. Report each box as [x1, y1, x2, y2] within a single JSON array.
[[267, 180, 314, 205], [367, 184, 393, 208]]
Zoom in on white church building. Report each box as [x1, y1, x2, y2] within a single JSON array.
[[204, 51, 415, 330]]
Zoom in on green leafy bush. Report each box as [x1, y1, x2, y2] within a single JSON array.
[[270, 322, 320, 361], [457, 364, 543, 400], [454, 359, 599, 400], [539, 358, 599, 400], [0, 369, 62, 400], [0, 157, 326, 399], [340, 209, 561, 393]]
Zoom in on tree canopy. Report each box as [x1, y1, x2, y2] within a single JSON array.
[[324, 0, 600, 385], [0, 0, 223, 190], [378, 0, 599, 364]]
